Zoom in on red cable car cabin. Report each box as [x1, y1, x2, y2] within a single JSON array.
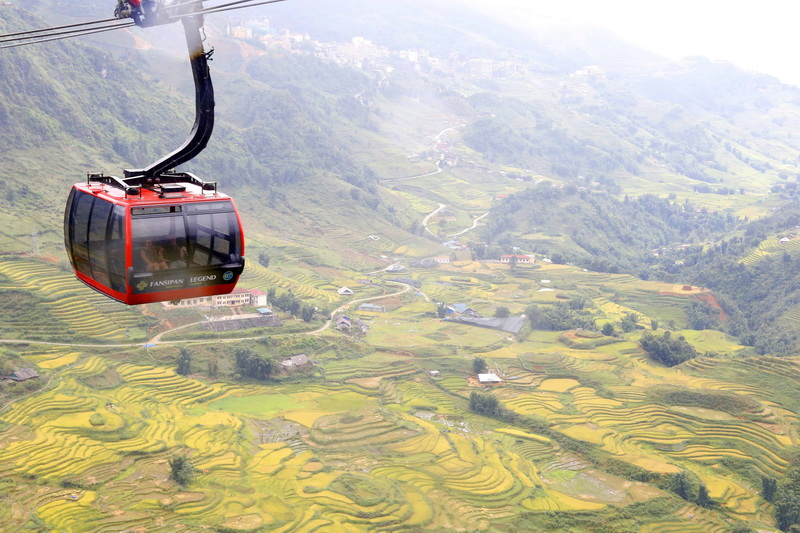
[[63, 4, 245, 305], [64, 175, 245, 305]]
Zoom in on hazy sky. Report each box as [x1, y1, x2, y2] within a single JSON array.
[[459, 0, 800, 86]]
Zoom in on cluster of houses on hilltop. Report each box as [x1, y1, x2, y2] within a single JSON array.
[[226, 20, 526, 81], [336, 315, 369, 335]]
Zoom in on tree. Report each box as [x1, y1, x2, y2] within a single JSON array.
[[763, 475, 778, 502], [601, 322, 617, 337], [436, 302, 448, 319], [620, 312, 640, 333], [672, 471, 691, 501], [697, 483, 712, 507], [526, 303, 593, 331], [301, 304, 315, 322], [469, 391, 501, 417], [640, 331, 699, 367], [207, 356, 219, 379], [472, 356, 487, 374], [508, 255, 518, 269], [774, 459, 800, 531], [258, 251, 271, 268], [494, 306, 510, 318], [169, 456, 195, 487], [235, 348, 275, 380], [176, 347, 193, 376]]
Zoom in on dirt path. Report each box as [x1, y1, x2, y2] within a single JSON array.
[[447, 211, 489, 237], [421, 203, 446, 238]]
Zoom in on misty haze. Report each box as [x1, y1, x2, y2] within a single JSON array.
[[0, 1, 799, 531]]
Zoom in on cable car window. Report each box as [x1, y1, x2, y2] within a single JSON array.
[[88, 199, 113, 288], [185, 201, 233, 212], [131, 215, 187, 273], [132, 206, 182, 216], [71, 191, 94, 277], [186, 211, 241, 267], [107, 205, 127, 292], [63, 188, 76, 268]]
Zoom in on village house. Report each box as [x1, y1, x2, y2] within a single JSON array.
[[280, 354, 311, 370], [446, 303, 478, 317], [434, 209, 456, 222], [445, 315, 526, 335], [9, 368, 39, 382], [478, 373, 503, 384], [500, 254, 534, 264], [337, 287, 354, 295], [336, 314, 369, 335], [410, 258, 437, 268], [358, 303, 385, 312], [169, 288, 268, 308], [442, 240, 466, 250]]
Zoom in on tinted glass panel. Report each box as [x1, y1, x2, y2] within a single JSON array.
[[88, 199, 113, 287], [107, 205, 127, 292], [131, 215, 187, 272], [187, 212, 241, 267], [132, 206, 182, 216], [63, 188, 76, 269], [71, 191, 94, 277], [185, 201, 233, 212]]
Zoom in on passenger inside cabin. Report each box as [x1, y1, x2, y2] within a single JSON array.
[[161, 232, 187, 269], [141, 240, 168, 271]]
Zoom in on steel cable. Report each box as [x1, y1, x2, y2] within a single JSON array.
[[0, 0, 288, 48]]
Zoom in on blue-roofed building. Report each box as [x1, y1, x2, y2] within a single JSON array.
[[446, 303, 477, 317]]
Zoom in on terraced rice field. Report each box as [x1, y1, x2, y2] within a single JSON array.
[[1, 332, 794, 532], [393, 191, 439, 214], [0, 257, 144, 341], [1, 253, 796, 531], [740, 234, 800, 265], [241, 261, 339, 304]]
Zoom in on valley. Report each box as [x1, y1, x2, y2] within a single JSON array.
[[1, 1, 800, 531]]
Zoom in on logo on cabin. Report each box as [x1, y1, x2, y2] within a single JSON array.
[[137, 281, 148, 291], [223, 271, 233, 281]]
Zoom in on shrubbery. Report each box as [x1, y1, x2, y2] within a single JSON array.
[[639, 331, 698, 366]]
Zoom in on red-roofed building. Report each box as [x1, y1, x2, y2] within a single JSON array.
[[169, 288, 268, 308], [499, 255, 534, 264]]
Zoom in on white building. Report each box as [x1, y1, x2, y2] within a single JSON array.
[[169, 288, 268, 308]]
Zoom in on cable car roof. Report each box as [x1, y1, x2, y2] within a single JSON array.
[[73, 179, 231, 206]]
